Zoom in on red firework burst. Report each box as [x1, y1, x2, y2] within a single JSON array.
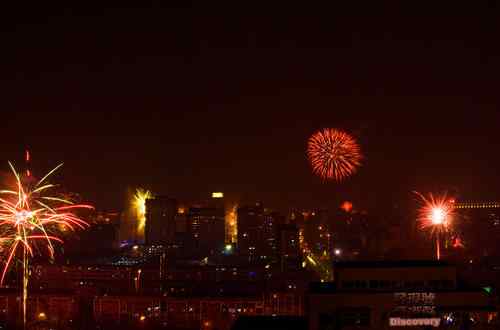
[[415, 191, 454, 232], [307, 128, 362, 181]]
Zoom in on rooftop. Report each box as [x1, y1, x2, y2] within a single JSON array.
[[334, 260, 452, 269]]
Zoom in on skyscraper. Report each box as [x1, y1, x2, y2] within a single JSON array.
[[145, 196, 177, 246], [237, 203, 278, 261], [277, 223, 300, 271], [237, 203, 264, 260], [187, 206, 225, 256]]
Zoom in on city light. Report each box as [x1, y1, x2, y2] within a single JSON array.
[[334, 249, 341, 256], [212, 192, 224, 198]]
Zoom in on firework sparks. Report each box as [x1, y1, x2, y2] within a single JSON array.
[[0, 160, 92, 326], [0, 162, 92, 282], [132, 188, 153, 236], [415, 192, 455, 260], [307, 128, 362, 182], [225, 204, 238, 244], [415, 192, 454, 232]]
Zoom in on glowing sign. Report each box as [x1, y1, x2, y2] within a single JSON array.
[[389, 318, 441, 327], [394, 292, 435, 306], [212, 192, 224, 198]]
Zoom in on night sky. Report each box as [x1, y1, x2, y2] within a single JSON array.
[[2, 3, 500, 212]]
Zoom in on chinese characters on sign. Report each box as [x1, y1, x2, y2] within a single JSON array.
[[393, 292, 436, 315], [389, 293, 441, 327]]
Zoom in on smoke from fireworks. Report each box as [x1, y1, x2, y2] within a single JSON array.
[[0, 162, 92, 284], [307, 128, 362, 181]]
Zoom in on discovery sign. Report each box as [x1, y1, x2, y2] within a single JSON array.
[[389, 317, 441, 327]]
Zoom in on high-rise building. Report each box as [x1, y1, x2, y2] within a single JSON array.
[[263, 212, 282, 258], [453, 201, 500, 258], [302, 209, 331, 255], [277, 224, 300, 271], [237, 203, 264, 260], [237, 203, 278, 261], [187, 207, 225, 256], [278, 224, 300, 258], [145, 196, 177, 246]]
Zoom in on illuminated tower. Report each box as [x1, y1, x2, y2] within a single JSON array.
[[145, 196, 177, 246]]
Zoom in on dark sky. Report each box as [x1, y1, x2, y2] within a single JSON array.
[[1, 3, 500, 212]]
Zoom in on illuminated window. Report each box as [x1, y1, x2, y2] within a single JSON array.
[[212, 192, 224, 198]]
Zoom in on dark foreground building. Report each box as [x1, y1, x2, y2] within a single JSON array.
[[308, 261, 496, 329], [231, 316, 307, 330]]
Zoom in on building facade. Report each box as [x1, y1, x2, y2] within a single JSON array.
[[187, 207, 225, 256], [145, 197, 177, 246], [237, 203, 278, 261], [308, 261, 496, 330]]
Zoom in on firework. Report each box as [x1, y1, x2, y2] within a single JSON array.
[[415, 192, 454, 232], [0, 161, 92, 326], [307, 128, 362, 181], [132, 188, 153, 237], [415, 192, 454, 260], [225, 204, 238, 244], [340, 201, 353, 213]]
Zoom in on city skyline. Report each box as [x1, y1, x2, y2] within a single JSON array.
[[2, 3, 500, 329]]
